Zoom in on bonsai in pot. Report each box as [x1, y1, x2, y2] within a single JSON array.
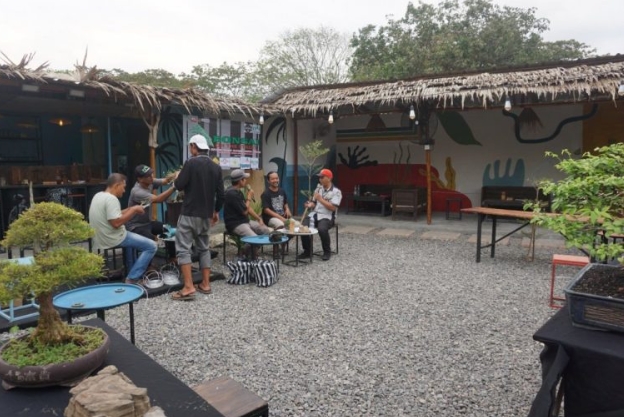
[[0, 202, 107, 388], [530, 144, 624, 331]]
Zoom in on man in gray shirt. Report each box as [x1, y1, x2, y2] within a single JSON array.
[[89, 173, 157, 284], [126, 164, 176, 240]]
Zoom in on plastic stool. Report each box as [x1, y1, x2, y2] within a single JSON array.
[[445, 198, 462, 220], [550, 254, 589, 309]]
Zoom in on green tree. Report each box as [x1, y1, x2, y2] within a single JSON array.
[[103, 68, 195, 88], [257, 26, 353, 94], [350, 0, 596, 81], [180, 61, 269, 102]]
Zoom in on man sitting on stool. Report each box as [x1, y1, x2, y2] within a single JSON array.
[[224, 169, 270, 257], [261, 171, 292, 229], [89, 173, 157, 285], [299, 168, 342, 261]]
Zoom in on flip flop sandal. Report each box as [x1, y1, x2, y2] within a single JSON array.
[[195, 285, 212, 295], [171, 290, 196, 301]]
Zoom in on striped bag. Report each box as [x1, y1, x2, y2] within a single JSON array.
[[252, 260, 278, 287], [226, 260, 253, 285]]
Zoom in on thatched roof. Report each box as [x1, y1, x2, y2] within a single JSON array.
[[0, 53, 264, 118], [263, 55, 624, 117]]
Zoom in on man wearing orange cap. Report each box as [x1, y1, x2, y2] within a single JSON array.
[[299, 168, 342, 261]]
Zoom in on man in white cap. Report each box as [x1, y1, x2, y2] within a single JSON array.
[[171, 134, 224, 301], [223, 169, 269, 255]]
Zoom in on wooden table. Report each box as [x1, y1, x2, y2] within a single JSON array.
[[461, 206, 537, 262]]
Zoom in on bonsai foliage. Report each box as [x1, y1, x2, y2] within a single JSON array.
[[0, 202, 104, 346], [299, 140, 329, 200], [529, 144, 624, 262]]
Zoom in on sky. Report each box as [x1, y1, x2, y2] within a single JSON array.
[[2, 0, 623, 75]]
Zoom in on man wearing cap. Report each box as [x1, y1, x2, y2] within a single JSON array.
[[126, 164, 177, 241], [171, 134, 224, 301], [300, 168, 342, 261], [223, 169, 270, 253]]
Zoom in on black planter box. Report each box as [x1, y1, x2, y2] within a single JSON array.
[[565, 263, 624, 333]]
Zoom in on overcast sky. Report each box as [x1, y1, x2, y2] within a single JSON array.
[[2, 0, 623, 74]]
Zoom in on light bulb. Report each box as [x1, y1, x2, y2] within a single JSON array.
[[618, 84, 624, 97], [409, 104, 416, 120], [504, 99, 512, 111], [328, 113, 334, 124], [59, 119, 64, 126], [259, 113, 264, 125]]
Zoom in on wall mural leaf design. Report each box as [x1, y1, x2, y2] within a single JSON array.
[[502, 103, 598, 144], [338, 145, 378, 169], [438, 111, 481, 146], [482, 158, 525, 186], [157, 107, 183, 173], [265, 117, 287, 180]]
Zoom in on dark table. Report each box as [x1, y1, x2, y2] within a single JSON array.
[[528, 306, 624, 417], [0, 318, 224, 417], [461, 206, 536, 262]]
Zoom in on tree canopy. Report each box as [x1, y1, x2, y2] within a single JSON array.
[[349, 0, 596, 81]]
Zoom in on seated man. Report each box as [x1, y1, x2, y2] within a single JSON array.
[[126, 164, 177, 240], [89, 173, 157, 285], [223, 169, 270, 256], [300, 168, 342, 261], [261, 171, 292, 229]]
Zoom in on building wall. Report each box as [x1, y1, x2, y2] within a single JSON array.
[[262, 102, 620, 212]]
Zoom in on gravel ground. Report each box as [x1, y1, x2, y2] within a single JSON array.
[[3, 231, 564, 416]]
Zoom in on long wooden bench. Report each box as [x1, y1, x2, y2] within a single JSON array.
[[481, 185, 551, 212]]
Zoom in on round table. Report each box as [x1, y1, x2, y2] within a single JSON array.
[[53, 283, 144, 344], [281, 228, 319, 267], [240, 234, 290, 271]]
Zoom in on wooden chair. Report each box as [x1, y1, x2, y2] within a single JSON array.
[[392, 189, 418, 220]]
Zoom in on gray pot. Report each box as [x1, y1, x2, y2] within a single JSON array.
[[0, 325, 110, 389]]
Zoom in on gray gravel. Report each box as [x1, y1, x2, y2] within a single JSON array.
[[4, 231, 565, 416], [108, 232, 560, 417]]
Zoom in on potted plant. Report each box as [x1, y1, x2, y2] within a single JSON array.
[[529, 143, 624, 332], [299, 140, 330, 202], [0, 202, 107, 388]]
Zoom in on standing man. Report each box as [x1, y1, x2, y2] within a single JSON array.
[[172, 134, 224, 301], [299, 168, 342, 261], [223, 169, 270, 240], [89, 173, 157, 284], [126, 164, 177, 240], [261, 171, 292, 229]]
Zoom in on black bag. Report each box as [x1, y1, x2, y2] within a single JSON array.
[[269, 231, 284, 243], [226, 260, 253, 285], [252, 260, 278, 287]]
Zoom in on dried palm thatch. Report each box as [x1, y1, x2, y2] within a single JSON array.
[[264, 56, 624, 117], [0, 50, 265, 118], [0, 52, 48, 81]]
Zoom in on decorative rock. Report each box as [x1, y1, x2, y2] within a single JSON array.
[[65, 366, 164, 417]]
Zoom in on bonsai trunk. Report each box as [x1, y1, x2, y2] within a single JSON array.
[[32, 292, 70, 345]]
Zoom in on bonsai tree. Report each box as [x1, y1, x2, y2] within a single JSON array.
[[299, 140, 330, 201], [528, 144, 624, 262], [0, 202, 104, 359]]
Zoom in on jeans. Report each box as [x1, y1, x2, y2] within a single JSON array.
[[120, 231, 157, 280]]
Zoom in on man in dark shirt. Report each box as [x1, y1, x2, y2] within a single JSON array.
[[223, 169, 270, 255], [172, 134, 224, 301], [261, 171, 292, 228]]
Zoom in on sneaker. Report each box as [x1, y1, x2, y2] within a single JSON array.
[[321, 252, 331, 261], [297, 251, 311, 260]]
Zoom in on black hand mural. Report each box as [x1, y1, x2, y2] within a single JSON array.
[[338, 145, 378, 169]]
